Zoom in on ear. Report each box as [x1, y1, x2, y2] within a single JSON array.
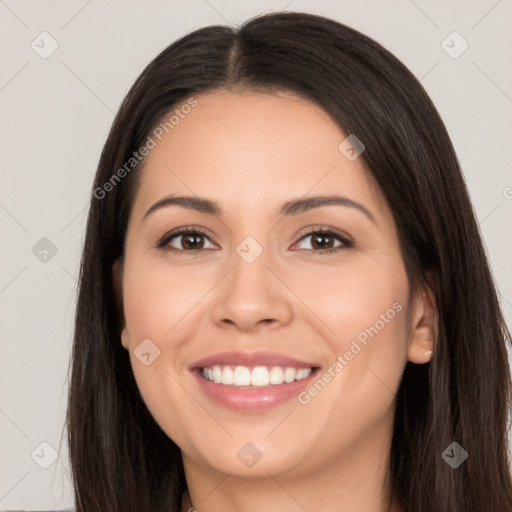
[[407, 280, 437, 364], [112, 259, 129, 350]]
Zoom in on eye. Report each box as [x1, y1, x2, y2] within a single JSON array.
[[292, 226, 353, 254], [156, 225, 353, 255], [157, 226, 218, 253]]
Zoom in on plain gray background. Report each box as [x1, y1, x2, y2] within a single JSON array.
[[1, 0, 511, 509]]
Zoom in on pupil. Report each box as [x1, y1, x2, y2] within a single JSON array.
[[183, 234, 203, 250], [312, 233, 332, 249]]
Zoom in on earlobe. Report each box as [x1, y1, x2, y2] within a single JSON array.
[[112, 259, 129, 350], [407, 282, 437, 364], [121, 328, 129, 350]]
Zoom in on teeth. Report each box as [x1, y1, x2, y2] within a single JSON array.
[[296, 368, 310, 380], [284, 367, 296, 383], [233, 366, 251, 386], [221, 366, 234, 385], [269, 367, 285, 385], [251, 366, 270, 387], [201, 365, 313, 387], [212, 365, 222, 383]]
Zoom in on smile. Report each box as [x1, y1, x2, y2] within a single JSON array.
[[200, 365, 315, 387], [189, 351, 321, 411]]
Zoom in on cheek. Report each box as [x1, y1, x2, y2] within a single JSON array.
[[289, 264, 410, 448], [122, 258, 207, 343], [284, 256, 411, 397], [120, 255, 216, 442], [282, 255, 410, 344]]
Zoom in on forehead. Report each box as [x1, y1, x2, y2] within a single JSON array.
[[131, 89, 385, 219]]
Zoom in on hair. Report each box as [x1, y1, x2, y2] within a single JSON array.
[[65, 11, 512, 512]]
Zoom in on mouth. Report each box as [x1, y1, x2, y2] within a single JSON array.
[[195, 364, 319, 388], [189, 351, 321, 411]]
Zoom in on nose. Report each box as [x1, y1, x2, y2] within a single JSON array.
[[210, 248, 294, 334]]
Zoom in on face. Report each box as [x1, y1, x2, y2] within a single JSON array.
[[115, 90, 434, 480]]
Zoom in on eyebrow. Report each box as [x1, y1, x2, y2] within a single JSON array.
[[143, 194, 376, 224]]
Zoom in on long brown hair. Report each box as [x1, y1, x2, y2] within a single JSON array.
[[66, 11, 512, 511]]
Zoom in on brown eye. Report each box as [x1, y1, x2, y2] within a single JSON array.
[[157, 227, 217, 253], [180, 233, 206, 250], [293, 228, 353, 254], [310, 232, 337, 250]]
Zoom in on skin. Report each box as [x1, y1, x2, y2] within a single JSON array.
[[113, 90, 435, 512]]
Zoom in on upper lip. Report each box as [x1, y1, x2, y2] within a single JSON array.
[[190, 351, 319, 370]]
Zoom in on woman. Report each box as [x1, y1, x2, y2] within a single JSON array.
[[66, 11, 512, 512]]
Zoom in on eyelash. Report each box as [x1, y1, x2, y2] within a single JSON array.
[[156, 225, 354, 256]]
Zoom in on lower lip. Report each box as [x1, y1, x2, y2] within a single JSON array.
[[192, 369, 319, 411]]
